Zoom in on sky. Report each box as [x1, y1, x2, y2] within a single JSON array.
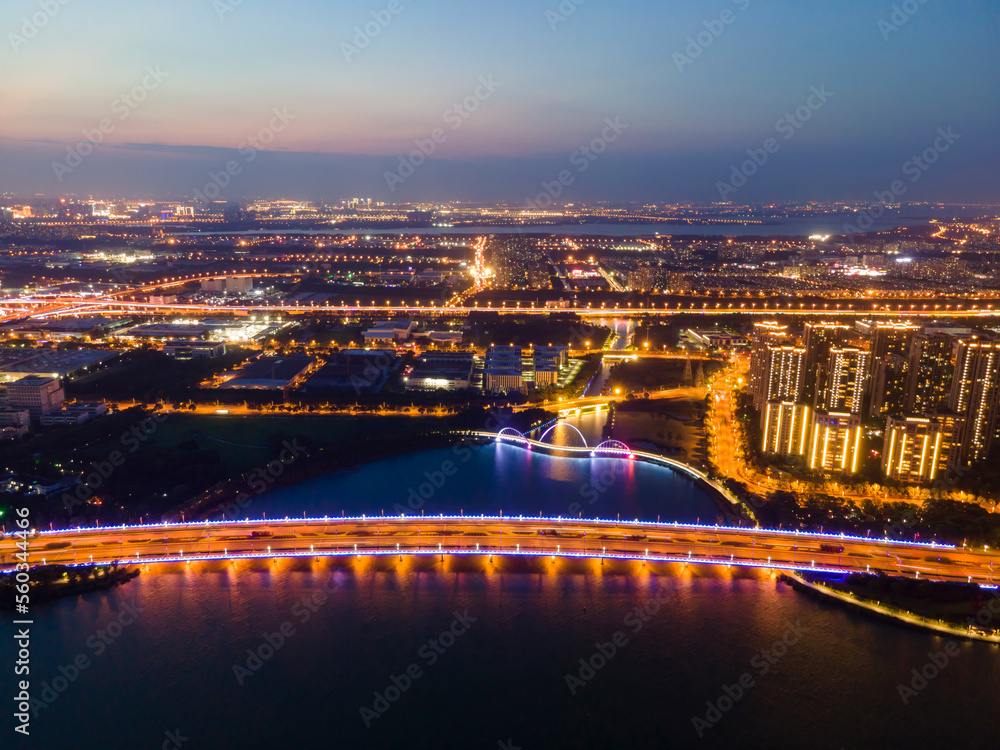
[[1, 0, 998, 204]]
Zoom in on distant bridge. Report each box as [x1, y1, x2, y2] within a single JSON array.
[[497, 427, 634, 458]]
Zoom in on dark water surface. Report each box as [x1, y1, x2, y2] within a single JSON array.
[[5, 447, 1000, 749]]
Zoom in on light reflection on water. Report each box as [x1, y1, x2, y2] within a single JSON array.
[[9, 559, 1000, 750], [249, 443, 721, 525]]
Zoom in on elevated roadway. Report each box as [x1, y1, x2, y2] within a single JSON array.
[[3, 515, 996, 586]]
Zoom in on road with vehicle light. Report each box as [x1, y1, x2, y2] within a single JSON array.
[[3, 515, 997, 585]]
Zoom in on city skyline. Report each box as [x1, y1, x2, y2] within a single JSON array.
[[6, 3, 1000, 748]]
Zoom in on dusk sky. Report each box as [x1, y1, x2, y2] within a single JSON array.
[[2, 0, 998, 203]]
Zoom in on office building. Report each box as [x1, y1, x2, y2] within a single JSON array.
[[484, 345, 523, 392], [5, 376, 66, 420], [532, 345, 569, 370]]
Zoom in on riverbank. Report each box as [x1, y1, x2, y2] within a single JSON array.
[[178, 430, 472, 521], [0, 562, 139, 608], [781, 572, 1000, 645]]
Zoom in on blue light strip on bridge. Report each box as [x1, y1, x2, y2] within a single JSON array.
[[7, 513, 957, 550]]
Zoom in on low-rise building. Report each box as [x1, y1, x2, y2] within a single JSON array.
[[685, 329, 747, 350], [484, 345, 523, 393], [362, 320, 415, 344], [163, 341, 227, 359], [39, 402, 108, 427], [221, 355, 315, 390], [404, 353, 475, 390], [302, 351, 398, 394], [201, 277, 254, 294], [0, 408, 30, 439], [424, 331, 464, 348]]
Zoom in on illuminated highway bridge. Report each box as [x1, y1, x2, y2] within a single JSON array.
[[3, 433, 997, 586], [3, 514, 997, 586]]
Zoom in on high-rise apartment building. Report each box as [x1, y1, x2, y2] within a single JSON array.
[[882, 414, 963, 482], [761, 401, 811, 457], [870, 353, 910, 416], [488, 236, 546, 288], [749, 322, 791, 410], [802, 322, 852, 403], [905, 331, 957, 414], [763, 346, 807, 406], [818, 347, 869, 414], [808, 411, 863, 474], [858, 320, 921, 362], [949, 335, 1000, 465]]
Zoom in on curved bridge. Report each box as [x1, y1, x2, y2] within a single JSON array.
[[537, 422, 589, 448], [480, 430, 717, 500], [3, 515, 997, 587], [593, 440, 634, 458]]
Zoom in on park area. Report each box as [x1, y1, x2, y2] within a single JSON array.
[[609, 392, 709, 466]]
